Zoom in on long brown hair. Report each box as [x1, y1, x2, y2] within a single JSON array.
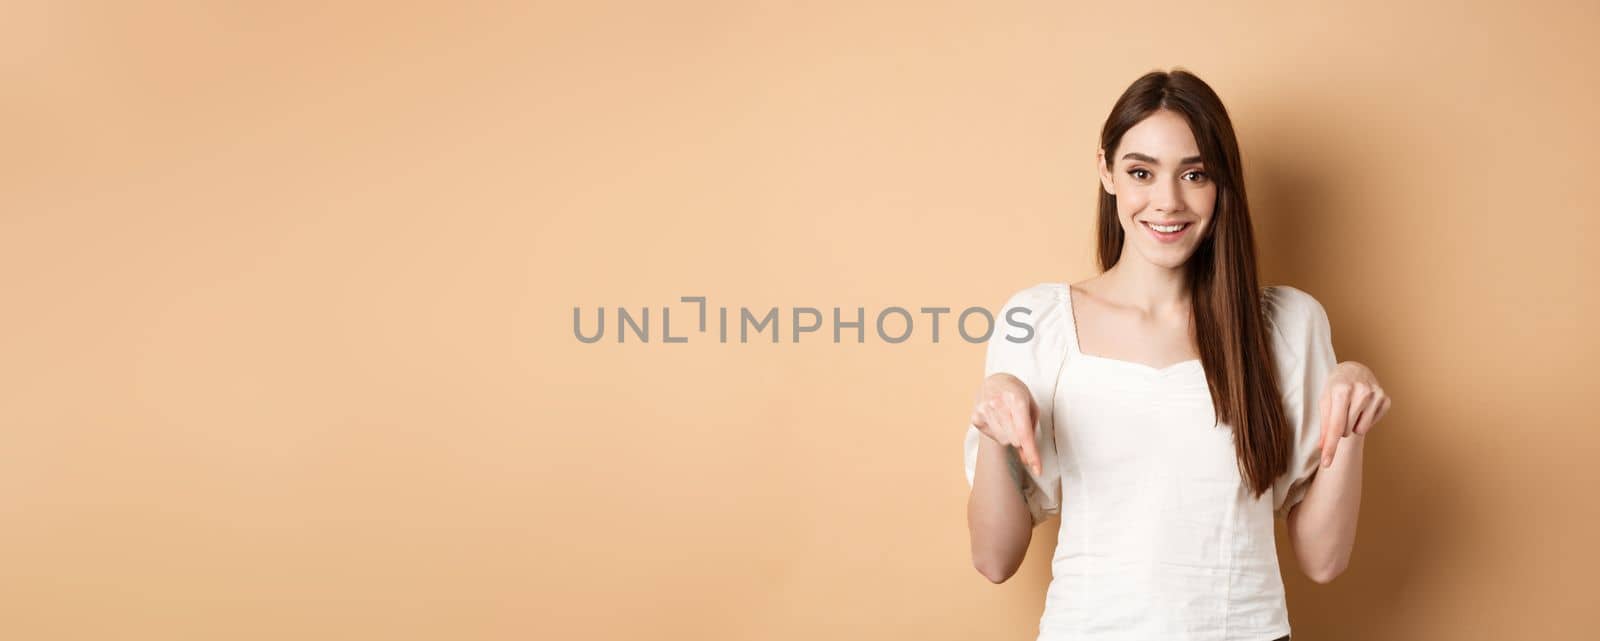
[[1095, 68, 1289, 498]]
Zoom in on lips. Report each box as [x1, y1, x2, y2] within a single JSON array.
[[1141, 220, 1191, 243]]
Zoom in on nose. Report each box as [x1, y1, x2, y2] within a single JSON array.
[[1152, 177, 1186, 214]]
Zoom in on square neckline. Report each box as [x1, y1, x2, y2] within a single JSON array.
[[1064, 283, 1203, 375]]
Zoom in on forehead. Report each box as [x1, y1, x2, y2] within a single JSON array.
[[1118, 110, 1200, 161]]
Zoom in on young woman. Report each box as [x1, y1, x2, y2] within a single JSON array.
[[962, 69, 1393, 640]]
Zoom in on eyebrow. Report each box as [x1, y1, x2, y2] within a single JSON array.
[[1121, 152, 1204, 165]]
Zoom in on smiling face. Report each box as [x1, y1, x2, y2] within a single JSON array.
[[1097, 109, 1218, 270]]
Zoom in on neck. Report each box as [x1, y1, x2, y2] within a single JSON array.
[[1101, 254, 1190, 316]]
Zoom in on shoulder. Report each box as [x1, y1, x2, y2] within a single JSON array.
[[1260, 285, 1335, 373], [982, 282, 1075, 399], [999, 281, 1069, 308], [987, 282, 1070, 349], [1260, 284, 1331, 331], [993, 281, 1069, 323]]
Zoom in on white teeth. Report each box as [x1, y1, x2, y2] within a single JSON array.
[[1147, 222, 1187, 233]]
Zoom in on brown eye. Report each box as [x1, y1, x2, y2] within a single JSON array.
[[1128, 169, 1151, 180], [1183, 170, 1208, 182]]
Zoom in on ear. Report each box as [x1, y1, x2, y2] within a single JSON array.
[[1096, 148, 1116, 196]]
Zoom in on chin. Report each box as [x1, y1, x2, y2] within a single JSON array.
[[1137, 248, 1196, 270]]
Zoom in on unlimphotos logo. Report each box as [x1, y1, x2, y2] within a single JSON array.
[[573, 296, 1037, 344]]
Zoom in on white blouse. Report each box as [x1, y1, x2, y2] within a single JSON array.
[[963, 282, 1338, 641]]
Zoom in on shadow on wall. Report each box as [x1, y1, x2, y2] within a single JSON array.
[[1248, 92, 1458, 640]]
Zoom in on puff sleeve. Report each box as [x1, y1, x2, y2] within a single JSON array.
[[962, 284, 1068, 526], [1264, 285, 1340, 519]]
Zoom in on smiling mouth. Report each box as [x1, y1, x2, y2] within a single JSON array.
[[1142, 221, 1191, 233]]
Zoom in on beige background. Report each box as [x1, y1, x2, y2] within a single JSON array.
[[3, 1, 1597, 639]]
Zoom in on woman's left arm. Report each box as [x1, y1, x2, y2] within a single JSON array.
[[1285, 360, 1393, 583]]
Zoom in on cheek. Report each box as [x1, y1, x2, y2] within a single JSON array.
[[1190, 186, 1218, 217], [1113, 180, 1148, 214], [1191, 188, 1218, 235]]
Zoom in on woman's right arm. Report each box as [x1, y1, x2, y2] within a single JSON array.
[[968, 431, 1035, 582], [966, 373, 1040, 583]]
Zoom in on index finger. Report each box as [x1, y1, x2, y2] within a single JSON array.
[[1010, 399, 1041, 476], [1320, 385, 1348, 469]]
